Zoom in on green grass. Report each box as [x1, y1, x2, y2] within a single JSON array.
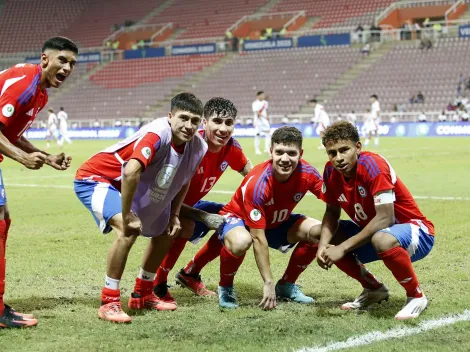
[[1, 137, 469, 352]]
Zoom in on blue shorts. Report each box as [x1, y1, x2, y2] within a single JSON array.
[[0, 169, 6, 206], [339, 220, 435, 264], [74, 180, 122, 234], [189, 200, 225, 244], [218, 213, 306, 253]]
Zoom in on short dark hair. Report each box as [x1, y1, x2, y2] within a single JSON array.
[[60, 106, 64, 111], [42, 37, 78, 54], [171, 92, 203, 116], [204, 97, 237, 119], [322, 121, 360, 146], [271, 126, 303, 149], [370, 94, 378, 100], [309, 99, 317, 103], [257, 91, 264, 96]]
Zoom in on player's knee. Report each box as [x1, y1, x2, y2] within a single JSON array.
[[224, 230, 252, 256], [371, 231, 399, 253], [307, 223, 321, 244], [115, 229, 138, 246], [180, 218, 195, 239]]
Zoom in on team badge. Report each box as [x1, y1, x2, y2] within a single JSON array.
[[141, 147, 151, 160], [155, 164, 177, 189], [358, 186, 367, 197], [2, 104, 14, 118], [220, 160, 228, 172], [321, 183, 326, 194], [293, 192, 303, 202], [250, 209, 262, 221]]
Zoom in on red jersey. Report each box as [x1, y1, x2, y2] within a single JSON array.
[[0, 64, 48, 162], [222, 159, 323, 229], [322, 151, 434, 235], [75, 132, 161, 191], [184, 131, 248, 206]]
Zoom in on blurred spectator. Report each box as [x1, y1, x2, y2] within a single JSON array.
[[438, 111, 447, 122], [360, 43, 370, 56], [124, 120, 132, 126], [278, 26, 287, 38], [458, 105, 469, 121], [114, 120, 122, 127], [370, 23, 381, 42], [418, 112, 427, 122], [112, 40, 120, 50], [266, 27, 273, 40], [356, 24, 364, 42], [92, 119, 100, 127], [417, 91, 425, 104], [447, 101, 456, 111], [419, 36, 432, 51], [347, 110, 357, 125], [232, 37, 239, 52], [105, 40, 112, 50], [409, 94, 417, 104], [260, 30, 267, 40], [414, 22, 422, 40]]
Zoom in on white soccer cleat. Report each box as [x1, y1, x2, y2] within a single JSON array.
[[395, 296, 428, 320], [341, 284, 389, 310]]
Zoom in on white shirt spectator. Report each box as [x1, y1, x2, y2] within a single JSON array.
[[438, 113, 447, 122], [57, 110, 68, 131], [371, 100, 381, 120], [418, 112, 427, 122], [347, 112, 357, 124], [252, 99, 268, 119], [48, 113, 58, 131]]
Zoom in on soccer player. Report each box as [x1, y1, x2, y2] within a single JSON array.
[[215, 126, 324, 309], [318, 121, 434, 320], [45, 108, 59, 149], [364, 94, 380, 147], [74, 93, 207, 323], [57, 106, 72, 147], [153, 97, 252, 305], [252, 91, 270, 155], [0, 36, 77, 328], [310, 99, 330, 150]]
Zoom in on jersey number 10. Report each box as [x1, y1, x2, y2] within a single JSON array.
[[271, 209, 289, 224]]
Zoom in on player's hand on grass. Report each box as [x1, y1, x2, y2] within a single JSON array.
[[323, 245, 347, 268], [23, 152, 47, 170], [166, 214, 181, 238], [46, 153, 72, 170], [316, 244, 334, 270], [124, 212, 142, 237], [259, 281, 276, 310]]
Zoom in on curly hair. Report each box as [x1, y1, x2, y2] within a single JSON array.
[[203, 97, 238, 119], [322, 121, 360, 146], [271, 126, 303, 148]]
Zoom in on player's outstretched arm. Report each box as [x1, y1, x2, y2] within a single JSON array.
[[250, 228, 276, 310], [14, 135, 71, 170], [179, 204, 225, 230], [121, 159, 143, 237], [239, 160, 253, 177], [0, 130, 46, 169], [317, 203, 341, 270]]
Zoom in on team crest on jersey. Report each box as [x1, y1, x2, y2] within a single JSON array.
[[358, 186, 367, 197], [321, 183, 326, 194], [220, 160, 228, 172], [250, 209, 262, 221], [293, 192, 303, 202], [2, 104, 14, 118], [141, 147, 151, 160]]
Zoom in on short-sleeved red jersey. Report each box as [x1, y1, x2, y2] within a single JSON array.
[[0, 64, 48, 161], [183, 131, 248, 206], [221, 159, 323, 229], [322, 151, 434, 234], [75, 133, 161, 191]]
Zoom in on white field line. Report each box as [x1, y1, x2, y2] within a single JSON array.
[[4, 183, 470, 201], [294, 309, 470, 352]]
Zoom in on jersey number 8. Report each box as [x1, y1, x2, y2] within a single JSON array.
[[354, 203, 368, 221]]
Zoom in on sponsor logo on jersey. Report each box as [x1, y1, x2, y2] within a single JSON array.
[[250, 209, 262, 221], [141, 147, 151, 160], [321, 183, 326, 194], [293, 192, 303, 202], [358, 186, 367, 197], [198, 166, 204, 174], [2, 104, 14, 118], [155, 164, 177, 190], [220, 160, 228, 172], [337, 194, 348, 202]]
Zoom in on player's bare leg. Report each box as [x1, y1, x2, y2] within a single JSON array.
[[318, 132, 326, 150], [373, 130, 379, 147], [277, 218, 321, 303], [129, 235, 177, 311], [99, 213, 136, 323], [263, 130, 271, 153], [254, 133, 262, 155], [364, 131, 372, 146], [0, 203, 38, 328], [372, 232, 428, 320]]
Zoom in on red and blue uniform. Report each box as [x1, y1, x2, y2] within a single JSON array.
[[218, 159, 323, 252], [322, 151, 435, 263]]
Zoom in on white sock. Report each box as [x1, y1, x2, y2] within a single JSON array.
[[364, 138, 370, 146], [374, 137, 379, 146], [46, 142, 50, 148], [138, 268, 156, 281], [264, 135, 270, 151], [105, 275, 120, 290], [255, 135, 261, 152]]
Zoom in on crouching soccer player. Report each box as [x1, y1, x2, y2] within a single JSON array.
[[318, 121, 434, 320]]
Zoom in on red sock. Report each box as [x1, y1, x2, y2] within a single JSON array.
[[0, 220, 6, 316], [101, 287, 121, 305], [3, 219, 10, 248], [335, 253, 382, 289], [379, 247, 423, 298], [219, 246, 245, 287], [279, 242, 318, 284], [154, 237, 188, 286], [134, 277, 153, 296], [184, 233, 223, 275]]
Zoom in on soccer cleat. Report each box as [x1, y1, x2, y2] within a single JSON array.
[[98, 302, 132, 323], [218, 286, 238, 309], [175, 269, 216, 297], [154, 283, 177, 306], [128, 292, 177, 311], [340, 284, 390, 310], [0, 308, 38, 328], [395, 296, 428, 320], [4, 304, 36, 320], [275, 281, 315, 304]]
